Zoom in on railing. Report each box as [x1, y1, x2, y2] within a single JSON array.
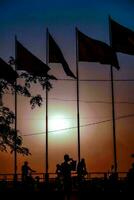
[[0, 172, 128, 182]]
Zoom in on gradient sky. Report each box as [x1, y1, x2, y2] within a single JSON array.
[[0, 0, 134, 175]]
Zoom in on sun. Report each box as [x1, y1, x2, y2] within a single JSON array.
[[29, 111, 72, 136], [49, 114, 70, 133]]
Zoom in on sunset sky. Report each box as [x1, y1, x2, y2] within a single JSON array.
[[0, 0, 134, 175]]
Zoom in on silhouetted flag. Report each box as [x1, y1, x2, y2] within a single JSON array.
[[16, 40, 50, 77], [77, 29, 119, 69], [48, 33, 76, 78], [0, 57, 18, 83], [110, 18, 134, 55]]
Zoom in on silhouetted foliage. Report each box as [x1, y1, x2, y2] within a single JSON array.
[[0, 58, 56, 155], [0, 106, 30, 155], [0, 80, 10, 95], [19, 72, 57, 108], [30, 95, 43, 109], [20, 72, 57, 90]]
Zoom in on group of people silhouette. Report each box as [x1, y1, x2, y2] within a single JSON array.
[[13, 153, 134, 197], [21, 154, 87, 183], [55, 154, 87, 196], [21, 154, 87, 198]]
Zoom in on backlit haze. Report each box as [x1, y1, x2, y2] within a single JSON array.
[[0, 0, 134, 174]]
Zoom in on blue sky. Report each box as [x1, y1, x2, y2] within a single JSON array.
[[0, 0, 134, 71], [0, 0, 134, 64]]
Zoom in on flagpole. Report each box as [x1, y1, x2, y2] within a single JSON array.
[[14, 35, 18, 182], [109, 16, 117, 172], [45, 28, 49, 181], [75, 27, 81, 163]]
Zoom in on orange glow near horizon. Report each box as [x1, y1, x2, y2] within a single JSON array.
[[1, 77, 134, 174], [0, 46, 134, 175]]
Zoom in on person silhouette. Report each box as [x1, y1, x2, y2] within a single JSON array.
[[60, 154, 75, 200], [77, 158, 87, 182], [56, 164, 62, 177], [55, 164, 63, 191], [21, 161, 36, 182], [127, 162, 134, 192]]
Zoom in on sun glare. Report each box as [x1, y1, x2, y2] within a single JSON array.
[[49, 115, 70, 134]]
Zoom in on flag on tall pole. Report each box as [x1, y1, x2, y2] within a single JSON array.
[[109, 16, 134, 171], [46, 29, 76, 168], [48, 31, 76, 78], [16, 40, 50, 76], [76, 27, 120, 171], [45, 28, 49, 181], [110, 17, 134, 55], [75, 28, 81, 162], [15, 38, 50, 181], [14, 36, 18, 182], [77, 29, 119, 69], [109, 17, 120, 172]]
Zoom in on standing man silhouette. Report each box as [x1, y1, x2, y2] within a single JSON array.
[[61, 154, 75, 200], [21, 161, 35, 182], [77, 158, 87, 182]]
